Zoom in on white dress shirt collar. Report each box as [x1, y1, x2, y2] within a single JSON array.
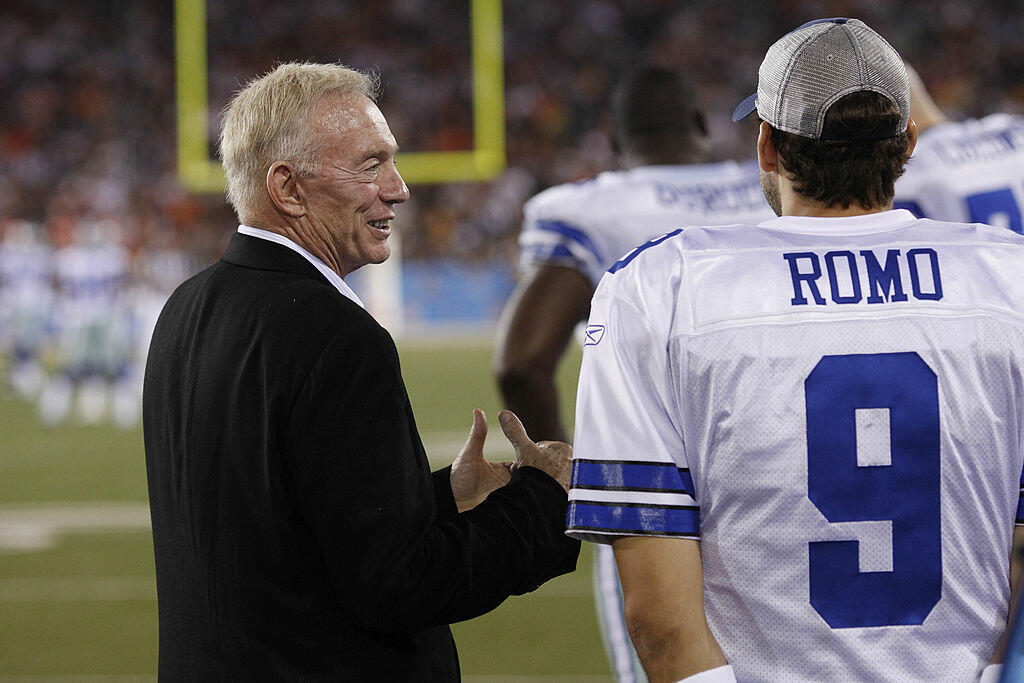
[[236, 225, 365, 308]]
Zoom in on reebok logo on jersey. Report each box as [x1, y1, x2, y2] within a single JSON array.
[[584, 325, 606, 346]]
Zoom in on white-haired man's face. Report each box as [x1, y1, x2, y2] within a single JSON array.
[[300, 92, 410, 277]]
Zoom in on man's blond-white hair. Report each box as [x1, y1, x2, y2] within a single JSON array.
[[219, 62, 379, 221]]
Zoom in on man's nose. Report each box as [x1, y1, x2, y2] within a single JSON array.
[[381, 164, 410, 204]]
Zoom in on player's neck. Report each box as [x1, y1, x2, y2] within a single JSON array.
[[781, 185, 892, 218], [783, 202, 894, 218]]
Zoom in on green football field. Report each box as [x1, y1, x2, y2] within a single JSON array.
[[0, 339, 613, 681]]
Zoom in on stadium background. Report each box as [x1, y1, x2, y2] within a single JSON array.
[[1, 0, 1022, 678]]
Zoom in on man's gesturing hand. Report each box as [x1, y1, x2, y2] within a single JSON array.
[[498, 409, 572, 492], [450, 409, 514, 513]]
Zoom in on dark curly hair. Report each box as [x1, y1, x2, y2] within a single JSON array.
[[769, 91, 912, 210]]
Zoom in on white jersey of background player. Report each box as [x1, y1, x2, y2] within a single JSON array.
[[894, 64, 1024, 233], [568, 20, 1024, 683], [39, 218, 131, 426], [495, 68, 773, 683], [518, 160, 769, 289], [0, 220, 53, 399]]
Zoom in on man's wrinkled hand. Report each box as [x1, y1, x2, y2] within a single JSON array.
[[498, 409, 572, 492], [450, 409, 514, 512]]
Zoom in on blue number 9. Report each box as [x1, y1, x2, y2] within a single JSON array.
[[966, 188, 1023, 234], [805, 352, 942, 628]]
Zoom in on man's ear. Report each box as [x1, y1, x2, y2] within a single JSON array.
[[266, 162, 305, 218], [905, 118, 919, 159], [756, 121, 778, 173]]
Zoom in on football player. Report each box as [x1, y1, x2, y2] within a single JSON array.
[[39, 218, 130, 425], [494, 67, 773, 682], [0, 219, 53, 399], [568, 19, 1024, 682]]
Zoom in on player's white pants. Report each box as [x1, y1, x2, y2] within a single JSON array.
[[594, 543, 648, 683]]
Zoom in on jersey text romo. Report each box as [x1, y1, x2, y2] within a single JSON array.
[[783, 248, 943, 306]]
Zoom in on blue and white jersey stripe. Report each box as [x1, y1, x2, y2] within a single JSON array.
[[568, 501, 699, 539], [572, 459, 694, 493], [533, 220, 606, 265], [569, 460, 699, 537]]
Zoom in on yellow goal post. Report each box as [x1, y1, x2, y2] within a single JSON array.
[[174, 0, 507, 192]]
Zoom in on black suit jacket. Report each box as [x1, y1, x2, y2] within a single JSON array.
[[143, 233, 580, 681]]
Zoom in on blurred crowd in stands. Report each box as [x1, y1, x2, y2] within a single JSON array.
[[1, 0, 1023, 423]]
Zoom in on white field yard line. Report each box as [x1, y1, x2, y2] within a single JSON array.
[[0, 576, 156, 602], [0, 502, 151, 552], [0, 431, 589, 603], [0, 431, 493, 554]]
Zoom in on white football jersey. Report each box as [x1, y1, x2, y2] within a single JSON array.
[[53, 244, 128, 321], [0, 240, 52, 309], [567, 209, 1024, 681], [518, 161, 774, 285], [895, 114, 1024, 233]]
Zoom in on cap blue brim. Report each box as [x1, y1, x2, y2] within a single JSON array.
[[732, 93, 758, 123]]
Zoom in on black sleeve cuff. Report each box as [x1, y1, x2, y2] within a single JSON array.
[[432, 466, 459, 521], [516, 465, 570, 498]]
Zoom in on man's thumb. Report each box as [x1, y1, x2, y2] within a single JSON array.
[[498, 410, 532, 454], [460, 409, 488, 458]]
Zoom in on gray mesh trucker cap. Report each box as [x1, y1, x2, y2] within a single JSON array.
[[732, 18, 909, 140]]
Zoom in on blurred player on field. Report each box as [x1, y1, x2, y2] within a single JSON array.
[[0, 219, 54, 399], [38, 218, 131, 426], [894, 63, 1024, 232], [568, 18, 1024, 682], [494, 67, 773, 683]]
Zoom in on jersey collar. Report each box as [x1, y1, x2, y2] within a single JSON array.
[[758, 209, 918, 235]]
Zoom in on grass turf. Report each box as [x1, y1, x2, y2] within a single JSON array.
[[0, 340, 610, 678]]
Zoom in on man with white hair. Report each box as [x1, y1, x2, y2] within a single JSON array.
[[567, 19, 1024, 682], [144, 62, 579, 681]]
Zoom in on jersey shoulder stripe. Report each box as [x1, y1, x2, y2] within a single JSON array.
[[607, 228, 684, 274], [532, 219, 605, 264]]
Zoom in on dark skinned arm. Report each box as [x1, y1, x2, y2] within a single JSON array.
[[493, 264, 594, 443]]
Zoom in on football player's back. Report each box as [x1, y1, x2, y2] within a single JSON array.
[[569, 21, 1024, 683], [628, 215, 1024, 680]]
